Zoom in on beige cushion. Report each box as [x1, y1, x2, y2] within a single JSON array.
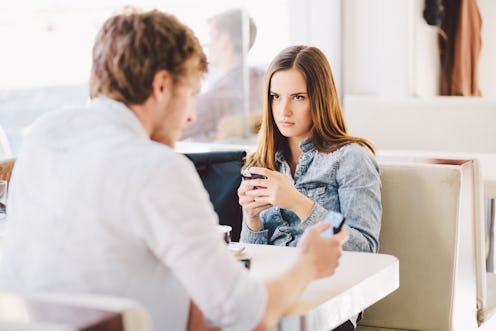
[[360, 160, 479, 330]]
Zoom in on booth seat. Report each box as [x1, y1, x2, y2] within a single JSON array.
[[343, 95, 496, 268], [358, 158, 496, 331]]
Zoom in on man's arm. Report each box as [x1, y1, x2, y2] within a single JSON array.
[[186, 222, 347, 331], [255, 223, 348, 330]]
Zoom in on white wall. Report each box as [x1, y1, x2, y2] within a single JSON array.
[[478, 0, 496, 98], [288, 0, 342, 94], [343, 0, 414, 96], [289, 0, 496, 98], [412, 0, 439, 97]]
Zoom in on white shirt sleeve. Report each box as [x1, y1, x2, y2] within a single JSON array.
[[128, 151, 267, 330]]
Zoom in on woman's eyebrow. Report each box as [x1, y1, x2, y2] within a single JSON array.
[[269, 91, 308, 95]]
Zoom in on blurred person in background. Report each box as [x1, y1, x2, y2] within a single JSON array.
[[180, 8, 265, 142]]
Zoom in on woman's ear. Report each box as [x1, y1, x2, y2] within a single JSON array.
[[151, 70, 172, 102]]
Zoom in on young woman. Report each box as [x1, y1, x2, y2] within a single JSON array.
[[238, 45, 381, 330]]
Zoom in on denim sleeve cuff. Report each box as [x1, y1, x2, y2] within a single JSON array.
[[239, 220, 269, 244], [301, 202, 329, 226]]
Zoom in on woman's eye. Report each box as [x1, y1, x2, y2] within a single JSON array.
[[271, 94, 280, 101], [294, 95, 305, 101]]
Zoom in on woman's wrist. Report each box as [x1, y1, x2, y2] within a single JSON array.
[[292, 193, 315, 221], [245, 216, 263, 232]]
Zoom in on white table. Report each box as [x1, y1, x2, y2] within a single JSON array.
[[244, 244, 399, 331]]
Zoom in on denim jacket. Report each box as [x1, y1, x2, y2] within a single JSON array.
[[240, 140, 382, 253]]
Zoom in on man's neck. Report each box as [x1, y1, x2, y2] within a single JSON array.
[[128, 102, 153, 138]]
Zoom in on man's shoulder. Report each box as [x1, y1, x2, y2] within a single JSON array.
[[137, 144, 197, 176]]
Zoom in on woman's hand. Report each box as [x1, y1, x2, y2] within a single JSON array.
[[244, 167, 315, 221], [238, 179, 272, 232]]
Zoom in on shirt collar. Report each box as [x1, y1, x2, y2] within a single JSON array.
[[91, 97, 149, 138]]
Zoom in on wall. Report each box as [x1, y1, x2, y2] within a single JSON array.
[[340, 0, 495, 98], [343, 0, 414, 96], [478, 0, 496, 98], [288, 0, 343, 94]]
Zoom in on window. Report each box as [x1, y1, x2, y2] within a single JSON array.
[[0, 0, 289, 155]]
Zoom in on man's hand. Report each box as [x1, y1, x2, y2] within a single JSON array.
[[297, 222, 349, 279]]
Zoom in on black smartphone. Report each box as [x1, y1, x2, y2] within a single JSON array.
[[321, 213, 346, 238], [241, 169, 266, 180]]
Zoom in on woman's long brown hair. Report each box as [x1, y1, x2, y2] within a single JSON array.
[[244, 45, 374, 170]]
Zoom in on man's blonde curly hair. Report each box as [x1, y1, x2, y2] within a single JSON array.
[[90, 9, 207, 106]]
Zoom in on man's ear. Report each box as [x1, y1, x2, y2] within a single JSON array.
[[151, 70, 172, 102]]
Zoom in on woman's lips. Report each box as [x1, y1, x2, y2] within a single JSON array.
[[278, 121, 294, 127]]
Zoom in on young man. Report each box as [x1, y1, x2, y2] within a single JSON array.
[[0, 9, 348, 331]]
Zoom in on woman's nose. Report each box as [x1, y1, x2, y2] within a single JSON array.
[[279, 98, 292, 117]]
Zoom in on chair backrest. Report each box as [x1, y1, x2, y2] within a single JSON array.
[[0, 158, 15, 183], [359, 159, 481, 331], [185, 150, 246, 241], [0, 291, 151, 331]]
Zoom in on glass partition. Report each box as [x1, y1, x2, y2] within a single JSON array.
[[0, 0, 289, 155]]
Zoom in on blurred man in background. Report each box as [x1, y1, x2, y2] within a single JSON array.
[[180, 8, 265, 141]]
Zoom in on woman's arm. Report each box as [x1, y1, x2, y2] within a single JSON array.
[[335, 145, 382, 253]]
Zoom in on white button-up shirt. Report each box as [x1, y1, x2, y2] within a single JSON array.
[[0, 97, 266, 331]]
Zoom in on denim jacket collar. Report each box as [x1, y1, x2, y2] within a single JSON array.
[[275, 138, 314, 162], [275, 138, 316, 179]]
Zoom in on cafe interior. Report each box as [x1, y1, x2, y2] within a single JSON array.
[[0, 0, 495, 330]]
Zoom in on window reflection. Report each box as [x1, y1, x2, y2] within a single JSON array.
[[180, 9, 264, 143], [0, 1, 289, 155]]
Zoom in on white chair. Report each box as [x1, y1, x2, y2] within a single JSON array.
[[0, 291, 152, 331]]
